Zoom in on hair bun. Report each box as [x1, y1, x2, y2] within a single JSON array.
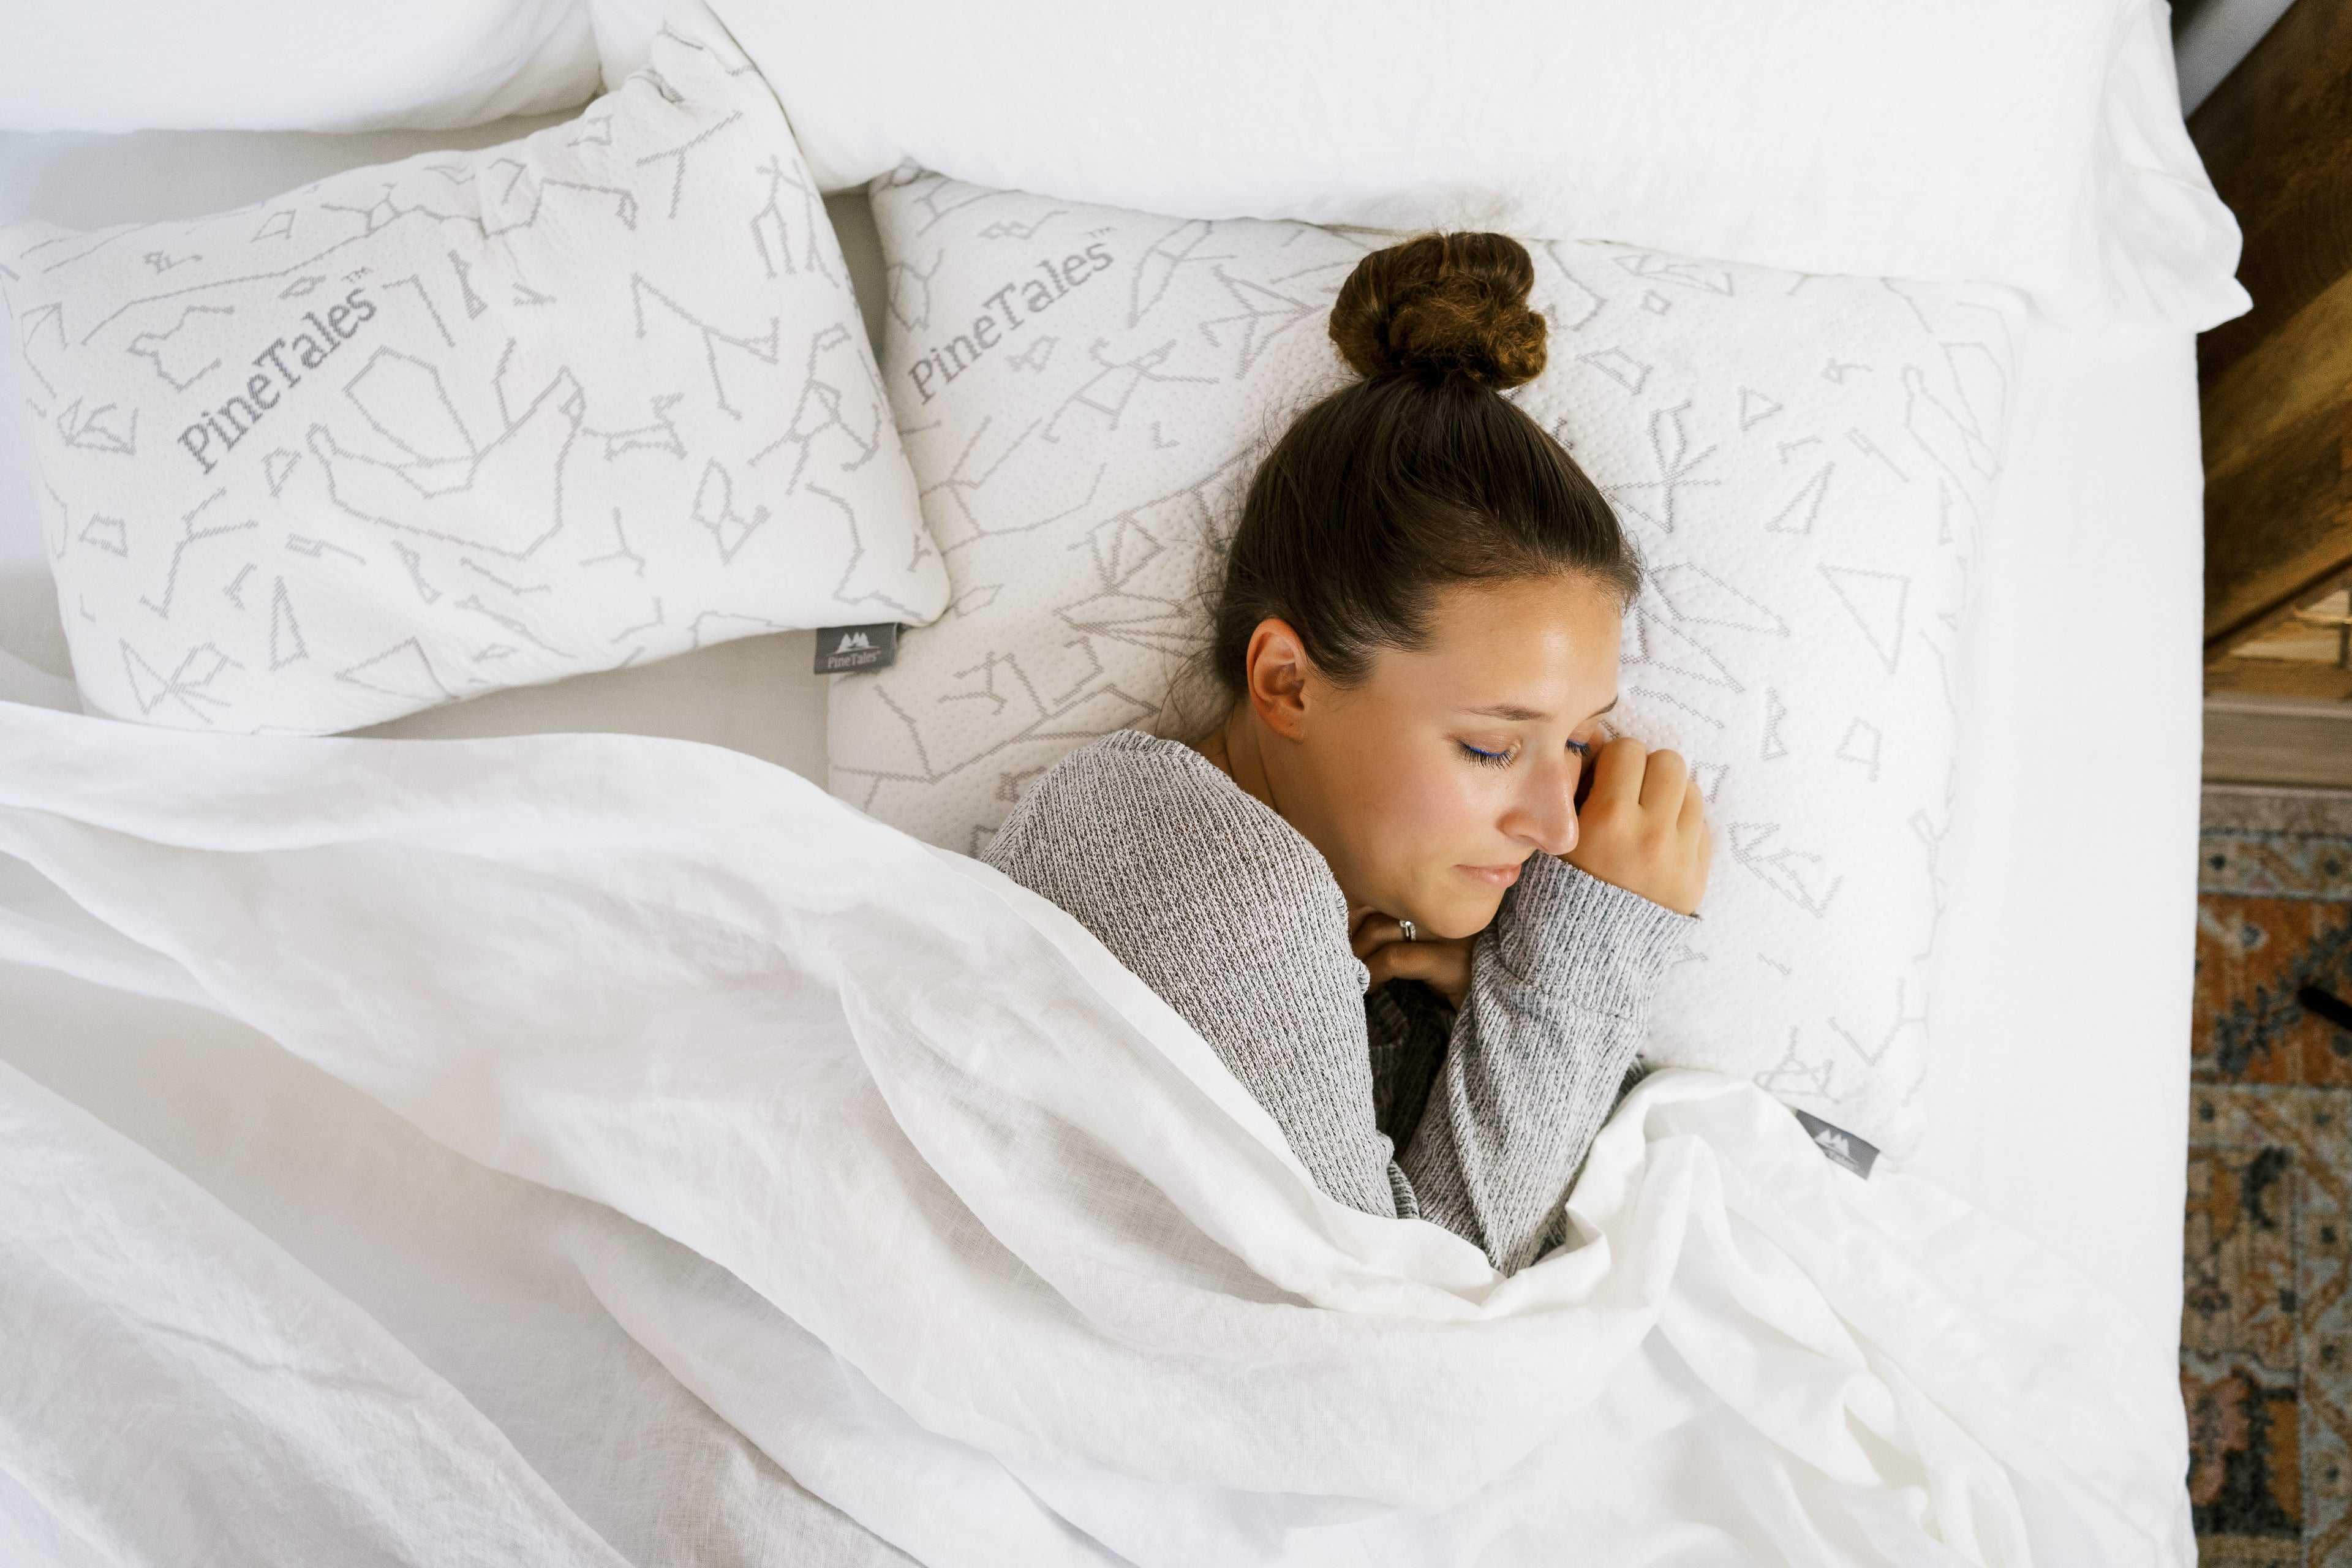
[[1329, 232, 1547, 391]]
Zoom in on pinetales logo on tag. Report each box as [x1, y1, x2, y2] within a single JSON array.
[[815, 622, 900, 674]]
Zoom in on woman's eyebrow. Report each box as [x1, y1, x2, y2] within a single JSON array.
[[1461, 696, 1618, 722]]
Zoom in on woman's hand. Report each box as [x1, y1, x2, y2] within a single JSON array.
[[1565, 737, 1710, 916], [1351, 909, 1473, 1008]]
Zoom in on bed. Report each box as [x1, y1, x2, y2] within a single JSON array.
[[0, 16, 2213, 1560]]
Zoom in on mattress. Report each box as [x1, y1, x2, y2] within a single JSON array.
[[0, 114, 2199, 1548]]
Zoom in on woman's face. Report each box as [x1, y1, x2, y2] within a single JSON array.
[[1254, 573, 1623, 940]]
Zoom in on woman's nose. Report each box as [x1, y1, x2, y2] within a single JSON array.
[[1506, 760, 1579, 856]]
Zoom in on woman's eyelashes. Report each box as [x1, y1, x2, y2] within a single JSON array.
[[1459, 737, 1592, 767]]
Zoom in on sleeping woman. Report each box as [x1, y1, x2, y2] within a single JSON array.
[[984, 233, 1709, 1275]]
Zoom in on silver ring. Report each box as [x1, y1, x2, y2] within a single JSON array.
[[1398, 918, 1418, 943]]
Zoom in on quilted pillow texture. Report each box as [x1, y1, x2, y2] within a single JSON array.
[[832, 170, 2024, 1156], [0, 0, 944, 734]]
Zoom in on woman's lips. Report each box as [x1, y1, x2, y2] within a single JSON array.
[[1457, 861, 1523, 889]]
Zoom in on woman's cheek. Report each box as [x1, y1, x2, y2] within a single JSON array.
[[1382, 755, 1489, 846]]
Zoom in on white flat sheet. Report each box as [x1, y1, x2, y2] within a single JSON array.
[[0, 114, 2203, 1555], [1920, 324, 2201, 1344], [0, 703, 2194, 1564]]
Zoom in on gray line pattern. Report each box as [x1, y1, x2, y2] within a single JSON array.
[[1, 7, 945, 737], [830, 170, 2024, 1153]]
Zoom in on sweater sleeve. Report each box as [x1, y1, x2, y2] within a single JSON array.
[[1396, 852, 1693, 1273], [982, 735, 1406, 1222]]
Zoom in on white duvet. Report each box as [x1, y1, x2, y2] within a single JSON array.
[[0, 700, 2191, 1566]]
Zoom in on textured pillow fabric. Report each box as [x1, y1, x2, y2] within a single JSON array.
[[830, 169, 2026, 1156], [1, 1, 944, 734], [714, 0, 2242, 337]]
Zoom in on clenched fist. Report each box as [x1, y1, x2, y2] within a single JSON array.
[[1565, 737, 1709, 916]]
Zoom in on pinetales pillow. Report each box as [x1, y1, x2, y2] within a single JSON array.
[[0, 0, 945, 734], [829, 168, 2026, 1156]]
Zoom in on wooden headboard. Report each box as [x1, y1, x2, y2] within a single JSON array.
[[2192, 0, 2352, 700]]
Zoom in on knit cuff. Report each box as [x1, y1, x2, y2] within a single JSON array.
[[1490, 855, 1694, 1017], [1386, 1161, 1421, 1219]]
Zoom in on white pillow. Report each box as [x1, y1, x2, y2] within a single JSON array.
[[0, 0, 600, 135], [829, 170, 2027, 1156], [714, 0, 2243, 337], [0, 1, 945, 735]]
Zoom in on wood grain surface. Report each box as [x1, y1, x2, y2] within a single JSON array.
[[2192, 0, 2352, 663]]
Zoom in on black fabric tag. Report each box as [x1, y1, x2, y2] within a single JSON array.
[[814, 623, 900, 674], [1792, 1110, 1879, 1179]]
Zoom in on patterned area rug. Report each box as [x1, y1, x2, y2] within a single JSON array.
[[2189, 789, 2352, 1566]]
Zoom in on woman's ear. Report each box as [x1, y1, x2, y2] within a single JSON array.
[[1243, 618, 1313, 742]]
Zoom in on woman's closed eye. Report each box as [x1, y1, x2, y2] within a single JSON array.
[[1460, 737, 1592, 767]]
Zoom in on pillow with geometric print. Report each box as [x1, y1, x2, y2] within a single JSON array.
[[0, 0, 944, 734], [828, 165, 2024, 1158]]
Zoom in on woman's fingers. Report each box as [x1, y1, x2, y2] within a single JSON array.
[[1584, 735, 1647, 807], [1637, 745, 1688, 812], [1365, 937, 1472, 1008], [1562, 737, 1713, 916], [1351, 913, 1405, 960], [1355, 914, 1475, 1009]]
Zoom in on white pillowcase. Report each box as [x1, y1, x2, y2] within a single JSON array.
[[1, 1, 945, 734], [831, 170, 2026, 1156], [715, 0, 2243, 337], [0, 0, 600, 135]]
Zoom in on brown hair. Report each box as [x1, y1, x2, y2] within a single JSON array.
[[1205, 232, 1637, 699]]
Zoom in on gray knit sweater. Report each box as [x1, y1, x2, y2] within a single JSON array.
[[984, 730, 1692, 1273]]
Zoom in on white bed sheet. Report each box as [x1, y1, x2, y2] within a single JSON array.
[[0, 701, 2193, 1565], [1921, 323, 2200, 1342], [0, 114, 2199, 1551]]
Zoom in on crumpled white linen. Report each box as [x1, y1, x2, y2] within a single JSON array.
[[0, 701, 2193, 1566], [0, 1055, 633, 1568]]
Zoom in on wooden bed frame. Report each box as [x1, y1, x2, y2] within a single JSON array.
[[2193, 0, 2352, 701]]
